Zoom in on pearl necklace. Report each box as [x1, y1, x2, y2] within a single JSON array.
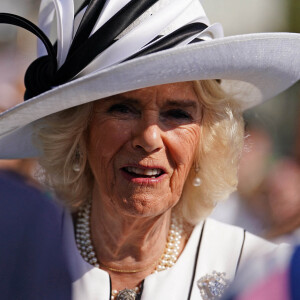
[[75, 201, 183, 299]]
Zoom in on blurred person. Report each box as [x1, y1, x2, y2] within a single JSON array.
[[0, 48, 71, 300], [0, 47, 37, 183], [211, 126, 273, 236], [294, 103, 300, 164], [223, 244, 299, 300], [213, 120, 300, 244], [0, 168, 72, 300], [264, 103, 300, 242], [264, 158, 300, 242], [222, 96, 300, 300]]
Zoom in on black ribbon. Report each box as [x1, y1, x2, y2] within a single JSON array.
[[0, 13, 57, 100], [54, 0, 159, 85], [68, 0, 107, 55], [128, 22, 207, 60]]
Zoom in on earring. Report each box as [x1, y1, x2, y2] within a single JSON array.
[[193, 165, 202, 187], [72, 161, 81, 172], [72, 148, 82, 172]]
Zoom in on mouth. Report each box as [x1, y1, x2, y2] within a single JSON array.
[[120, 166, 166, 183], [122, 166, 165, 178]]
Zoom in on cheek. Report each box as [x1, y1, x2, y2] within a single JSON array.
[[87, 119, 132, 187], [166, 125, 201, 167], [165, 125, 201, 194], [88, 118, 132, 161]]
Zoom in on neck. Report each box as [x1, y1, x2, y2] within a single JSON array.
[[91, 197, 171, 272], [81, 189, 187, 290]]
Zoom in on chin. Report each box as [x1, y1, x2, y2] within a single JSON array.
[[116, 195, 174, 218]]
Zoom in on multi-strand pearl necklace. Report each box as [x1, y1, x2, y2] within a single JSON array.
[[75, 201, 183, 299]]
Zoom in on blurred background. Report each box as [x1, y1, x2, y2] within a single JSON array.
[[0, 0, 299, 242]]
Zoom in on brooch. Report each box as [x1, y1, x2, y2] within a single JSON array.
[[197, 271, 230, 299], [115, 288, 139, 300]]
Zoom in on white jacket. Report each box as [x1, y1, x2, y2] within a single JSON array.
[[62, 211, 282, 300]]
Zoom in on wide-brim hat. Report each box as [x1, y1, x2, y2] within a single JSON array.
[[0, 0, 299, 159]]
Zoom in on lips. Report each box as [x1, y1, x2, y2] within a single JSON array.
[[121, 165, 166, 183], [124, 166, 163, 178]]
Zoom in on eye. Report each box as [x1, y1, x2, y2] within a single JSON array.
[[107, 103, 140, 117], [161, 109, 192, 121]]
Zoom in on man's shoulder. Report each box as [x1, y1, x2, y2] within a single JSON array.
[[0, 169, 64, 220]]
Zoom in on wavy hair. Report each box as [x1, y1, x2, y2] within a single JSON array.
[[179, 81, 244, 223], [37, 80, 244, 223]]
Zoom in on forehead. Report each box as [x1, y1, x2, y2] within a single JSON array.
[[119, 81, 197, 101], [94, 82, 199, 108]]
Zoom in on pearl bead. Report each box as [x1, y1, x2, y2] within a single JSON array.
[[90, 257, 97, 264], [88, 251, 95, 258], [72, 162, 81, 172], [75, 200, 184, 295], [193, 177, 202, 187]]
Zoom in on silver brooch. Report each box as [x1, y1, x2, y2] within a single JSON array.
[[197, 271, 230, 300], [116, 288, 139, 300]]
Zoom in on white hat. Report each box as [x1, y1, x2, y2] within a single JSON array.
[[0, 0, 299, 158]]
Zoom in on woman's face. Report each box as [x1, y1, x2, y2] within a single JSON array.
[[87, 81, 202, 217]]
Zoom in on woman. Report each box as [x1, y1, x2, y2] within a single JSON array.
[[0, 0, 299, 299]]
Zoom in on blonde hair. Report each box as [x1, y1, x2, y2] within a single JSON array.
[[179, 81, 244, 223], [37, 80, 244, 223], [37, 104, 94, 208]]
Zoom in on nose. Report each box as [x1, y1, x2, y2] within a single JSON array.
[[132, 121, 164, 153]]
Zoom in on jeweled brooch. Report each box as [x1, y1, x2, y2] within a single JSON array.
[[197, 271, 230, 299], [115, 288, 139, 300]]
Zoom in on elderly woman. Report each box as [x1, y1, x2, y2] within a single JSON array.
[[0, 0, 299, 299]]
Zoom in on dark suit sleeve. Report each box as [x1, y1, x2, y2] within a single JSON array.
[[0, 170, 71, 300], [290, 245, 300, 300]]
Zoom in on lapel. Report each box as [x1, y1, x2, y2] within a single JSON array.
[[142, 219, 245, 300], [142, 221, 204, 300], [188, 219, 245, 299], [62, 211, 111, 300]]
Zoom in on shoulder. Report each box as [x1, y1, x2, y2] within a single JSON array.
[[0, 169, 67, 256], [205, 218, 277, 247], [196, 218, 281, 273], [0, 169, 65, 224], [0, 169, 71, 299], [204, 218, 277, 250], [182, 219, 282, 299]]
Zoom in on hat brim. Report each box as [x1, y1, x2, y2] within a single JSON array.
[[0, 32, 299, 158]]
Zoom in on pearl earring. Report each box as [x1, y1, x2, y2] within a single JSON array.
[[193, 165, 202, 187], [72, 148, 82, 172], [72, 161, 81, 172]]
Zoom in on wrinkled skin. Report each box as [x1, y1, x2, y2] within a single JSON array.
[[86, 81, 202, 290], [88, 81, 202, 217]]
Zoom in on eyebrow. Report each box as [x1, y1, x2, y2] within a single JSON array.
[[164, 99, 198, 109], [104, 95, 139, 105]]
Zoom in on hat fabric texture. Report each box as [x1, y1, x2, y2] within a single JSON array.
[[0, 0, 299, 159]]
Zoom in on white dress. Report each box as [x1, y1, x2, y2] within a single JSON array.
[[61, 210, 284, 300]]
